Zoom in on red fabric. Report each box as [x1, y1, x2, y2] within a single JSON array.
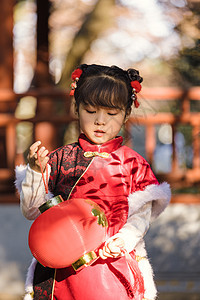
[[54, 256, 144, 300], [48, 134, 158, 299]]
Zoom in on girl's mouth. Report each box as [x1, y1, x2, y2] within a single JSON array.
[[94, 130, 105, 137]]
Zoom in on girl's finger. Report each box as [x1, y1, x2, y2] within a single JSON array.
[[104, 245, 114, 256], [99, 248, 113, 260], [37, 147, 49, 158], [108, 240, 119, 251], [37, 146, 45, 156], [29, 141, 41, 156], [108, 238, 125, 251], [40, 149, 49, 158], [108, 244, 121, 254], [99, 249, 107, 259], [43, 156, 50, 164], [101, 245, 115, 257]]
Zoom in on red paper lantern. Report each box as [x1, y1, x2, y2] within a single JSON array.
[[28, 196, 108, 270]]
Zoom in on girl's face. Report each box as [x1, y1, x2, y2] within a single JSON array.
[[78, 103, 127, 144]]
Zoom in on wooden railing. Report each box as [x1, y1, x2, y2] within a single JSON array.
[[0, 87, 72, 202], [126, 87, 200, 204], [0, 87, 200, 203]]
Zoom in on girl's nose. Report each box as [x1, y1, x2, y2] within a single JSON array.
[[94, 119, 105, 125], [94, 112, 106, 125]]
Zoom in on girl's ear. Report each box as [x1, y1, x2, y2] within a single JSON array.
[[124, 115, 130, 124], [124, 108, 131, 123], [74, 103, 79, 115]]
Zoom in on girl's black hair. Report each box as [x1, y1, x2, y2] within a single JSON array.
[[74, 64, 143, 115]]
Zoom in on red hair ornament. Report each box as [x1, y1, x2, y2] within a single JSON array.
[[71, 68, 83, 81], [131, 80, 142, 108], [69, 68, 83, 96], [131, 80, 142, 93]]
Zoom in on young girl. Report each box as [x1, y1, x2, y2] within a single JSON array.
[[15, 64, 171, 300]]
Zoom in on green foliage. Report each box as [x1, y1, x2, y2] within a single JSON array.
[[173, 40, 200, 86]]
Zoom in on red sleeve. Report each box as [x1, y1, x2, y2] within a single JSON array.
[[131, 159, 159, 193]]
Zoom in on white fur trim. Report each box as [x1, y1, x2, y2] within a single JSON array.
[[135, 239, 147, 257], [128, 182, 171, 222], [134, 240, 157, 299], [138, 258, 157, 300], [24, 258, 37, 299], [24, 294, 33, 300], [15, 164, 27, 193]]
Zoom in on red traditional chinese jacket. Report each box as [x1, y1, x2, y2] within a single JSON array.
[[15, 134, 171, 300]]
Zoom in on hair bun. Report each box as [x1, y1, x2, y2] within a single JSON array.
[[127, 68, 143, 83], [79, 64, 88, 72]]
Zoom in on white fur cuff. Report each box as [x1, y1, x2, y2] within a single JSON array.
[[128, 182, 171, 221]]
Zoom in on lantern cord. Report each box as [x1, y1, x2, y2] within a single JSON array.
[[37, 151, 49, 195]]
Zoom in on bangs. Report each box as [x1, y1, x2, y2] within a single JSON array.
[[76, 76, 128, 110]]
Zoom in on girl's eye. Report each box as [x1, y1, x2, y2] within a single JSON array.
[[107, 112, 118, 116], [107, 109, 119, 116], [86, 109, 96, 114]]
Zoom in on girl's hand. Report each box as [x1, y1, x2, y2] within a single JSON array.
[[99, 238, 125, 260], [27, 141, 49, 173]]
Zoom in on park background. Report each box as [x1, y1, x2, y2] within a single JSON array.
[[0, 0, 200, 299]]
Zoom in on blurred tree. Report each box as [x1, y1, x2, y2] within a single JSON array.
[[58, 0, 115, 88], [173, 0, 200, 86], [158, 0, 200, 86], [31, 0, 58, 151], [31, 0, 53, 88]]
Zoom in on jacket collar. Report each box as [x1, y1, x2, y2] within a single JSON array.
[[78, 133, 123, 154]]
